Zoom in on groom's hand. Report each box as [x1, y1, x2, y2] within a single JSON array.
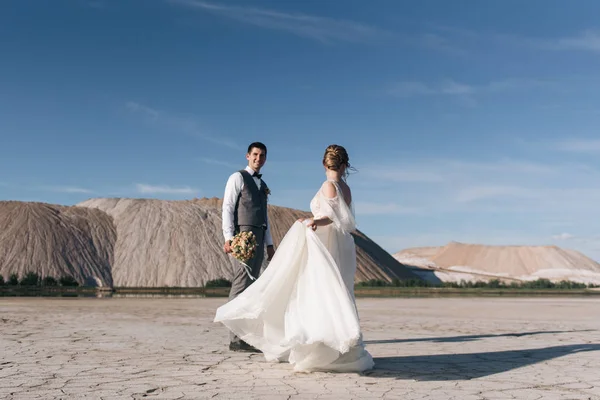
[[267, 245, 275, 261], [223, 241, 232, 253]]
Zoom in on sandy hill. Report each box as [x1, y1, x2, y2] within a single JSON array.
[[0, 198, 419, 287], [0, 201, 115, 286], [394, 241, 600, 285]]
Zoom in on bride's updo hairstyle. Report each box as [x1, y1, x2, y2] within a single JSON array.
[[323, 144, 356, 178]]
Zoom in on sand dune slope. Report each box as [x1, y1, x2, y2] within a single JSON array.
[[395, 241, 600, 284], [0, 201, 115, 286]]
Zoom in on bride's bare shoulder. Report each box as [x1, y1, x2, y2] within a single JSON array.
[[321, 180, 352, 206], [321, 180, 337, 199]]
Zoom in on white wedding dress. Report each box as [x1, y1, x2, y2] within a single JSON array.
[[214, 180, 374, 373]]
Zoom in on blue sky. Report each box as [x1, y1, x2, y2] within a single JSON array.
[[2, 0, 600, 260]]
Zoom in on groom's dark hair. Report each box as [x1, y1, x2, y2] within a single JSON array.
[[247, 142, 267, 155]]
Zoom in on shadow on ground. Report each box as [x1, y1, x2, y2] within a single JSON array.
[[364, 330, 595, 344], [363, 344, 600, 381]]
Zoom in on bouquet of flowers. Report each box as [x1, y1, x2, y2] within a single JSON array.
[[230, 230, 258, 280]]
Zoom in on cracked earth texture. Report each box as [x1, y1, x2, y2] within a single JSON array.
[[1, 297, 599, 399]]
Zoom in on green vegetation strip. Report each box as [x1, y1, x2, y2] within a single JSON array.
[[2, 277, 598, 297]]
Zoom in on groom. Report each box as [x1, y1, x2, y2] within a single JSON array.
[[222, 141, 275, 352]]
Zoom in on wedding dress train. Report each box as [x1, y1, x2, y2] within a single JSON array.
[[214, 180, 374, 372]]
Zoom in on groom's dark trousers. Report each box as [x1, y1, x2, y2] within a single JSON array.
[[228, 225, 265, 344]]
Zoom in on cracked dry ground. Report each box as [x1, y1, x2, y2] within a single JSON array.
[[1, 297, 599, 400]]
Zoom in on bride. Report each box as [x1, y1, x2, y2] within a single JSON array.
[[214, 144, 374, 373]]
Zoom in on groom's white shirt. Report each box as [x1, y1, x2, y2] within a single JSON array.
[[222, 166, 273, 247]]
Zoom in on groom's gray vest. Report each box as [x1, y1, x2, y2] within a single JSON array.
[[234, 170, 269, 231]]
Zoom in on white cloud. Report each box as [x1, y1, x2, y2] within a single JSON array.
[[126, 101, 159, 120], [387, 79, 475, 98], [360, 158, 559, 186], [387, 78, 555, 99], [440, 80, 475, 95], [135, 184, 198, 195], [198, 157, 239, 170], [455, 185, 537, 203], [423, 25, 600, 55], [374, 231, 600, 262], [547, 30, 600, 52], [372, 231, 555, 254], [386, 82, 435, 97], [553, 138, 600, 154], [486, 78, 556, 92], [356, 157, 600, 216], [354, 202, 421, 216], [552, 233, 575, 240], [169, 0, 389, 44], [412, 33, 468, 56], [355, 155, 600, 262], [126, 101, 240, 150], [40, 186, 94, 194], [362, 168, 444, 183], [396, 231, 570, 250]]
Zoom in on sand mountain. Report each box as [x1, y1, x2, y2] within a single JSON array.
[[0, 201, 115, 286], [395, 241, 600, 285], [0, 198, 419, 287]]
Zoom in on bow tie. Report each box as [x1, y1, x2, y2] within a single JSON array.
[[253, 172, 262, 179]]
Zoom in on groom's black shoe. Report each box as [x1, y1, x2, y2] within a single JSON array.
[[229, 341, 262, 353]]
